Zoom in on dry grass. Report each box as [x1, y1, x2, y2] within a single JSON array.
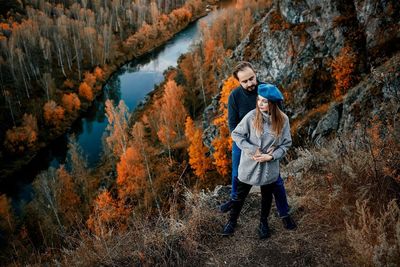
[[285, 120, 400, 265], [58, 188, 223, 266], [346, 200, 400, 266]]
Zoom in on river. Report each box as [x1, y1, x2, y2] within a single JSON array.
[[3, 0, 235, 202]]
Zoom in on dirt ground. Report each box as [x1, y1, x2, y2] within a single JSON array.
[[203, 189, 355, 267]]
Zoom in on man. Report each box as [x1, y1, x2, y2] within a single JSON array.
[[220, 61, 296, 232]]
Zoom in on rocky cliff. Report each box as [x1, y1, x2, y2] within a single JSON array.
[[225, 0, 400, 144]]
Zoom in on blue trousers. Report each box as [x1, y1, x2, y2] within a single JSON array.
[[231, 142, 290, 217]]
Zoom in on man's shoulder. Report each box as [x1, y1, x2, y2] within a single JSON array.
[[228, 86, 242, 105], [229, 86, 242, 97]]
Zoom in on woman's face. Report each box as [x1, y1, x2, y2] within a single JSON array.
[[257, 95, 269, 112]]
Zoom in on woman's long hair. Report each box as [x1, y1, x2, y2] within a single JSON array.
[[253, 101, 285, 137]]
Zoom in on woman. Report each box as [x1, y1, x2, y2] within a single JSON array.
[[222, 83, 295, 239]]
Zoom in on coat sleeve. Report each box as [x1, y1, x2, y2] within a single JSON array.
[[271, 118, 292, 160], [231, 114, 259, 156]]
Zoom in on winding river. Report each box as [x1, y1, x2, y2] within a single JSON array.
[[4, 0, 235, 202]]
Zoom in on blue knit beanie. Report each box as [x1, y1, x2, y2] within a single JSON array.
[[257, 83, 284, 102]]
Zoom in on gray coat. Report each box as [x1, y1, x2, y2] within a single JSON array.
[[231, 109, 292, 186]]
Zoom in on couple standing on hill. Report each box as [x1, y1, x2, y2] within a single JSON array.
[[219, 61, 297, 239]]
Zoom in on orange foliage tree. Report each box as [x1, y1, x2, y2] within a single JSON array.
[[62, 93, 81, 113], [180, 52, 201, 114], [87, 190, 129, 236], [202, 36, 222, 97], [55, 166, 81, 227], [240, 8, 253, 39], [83, 72, 96, 87], [78, 82, 94, 101], [130, 121, 162, 214], [94, 66, 105, 81], [203, 38, 217, 68], [43, 100, 65, 127], [65, 136, 93, 215], [170, 7, 192, 27], [157, 79, 187, 162], [185, 116, 212, 180], [180, 53, 196, 88], [4, 114, 38, 153], [116, 146, 147, 203], [212, 76, 239, 176], [331, 46, 357, 99]]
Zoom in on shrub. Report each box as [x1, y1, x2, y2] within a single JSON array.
[[331, 46, 357, 99], [62, 93, 81, 113], [43, 100, 65, 127], [4, 113, 38, 153], [78, 82, 94, 101]]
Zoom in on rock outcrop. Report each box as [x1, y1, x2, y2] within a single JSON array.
[[230, 0, 399, 144]]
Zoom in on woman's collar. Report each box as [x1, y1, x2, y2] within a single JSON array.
[[261, 110, 270, 120]]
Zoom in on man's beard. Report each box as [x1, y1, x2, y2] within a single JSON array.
[[245, 84, 256, 91]]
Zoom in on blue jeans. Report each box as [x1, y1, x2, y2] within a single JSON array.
[[231, 142, 290, 217]]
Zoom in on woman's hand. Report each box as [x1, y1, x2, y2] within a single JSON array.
[[252, 153, 273, 162]]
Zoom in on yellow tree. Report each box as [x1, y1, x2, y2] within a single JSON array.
[[157, 79, 187, 163], [212, 76, 239, 176], [116, 146, 147, 203], [87, 190, 129, 236], [185, 116, 212, 180]]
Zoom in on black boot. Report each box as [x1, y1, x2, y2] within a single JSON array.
[[222, 199, 244, 236], [219, 199, 234, 213], [258, 221, 271, 239], [282, 215, 297, 230], [222, 220, 236, 236]]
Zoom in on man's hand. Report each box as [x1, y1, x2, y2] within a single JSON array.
[[252, 153, 273, 162]]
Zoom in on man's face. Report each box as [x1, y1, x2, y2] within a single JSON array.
[[237, 67, 257, 91]]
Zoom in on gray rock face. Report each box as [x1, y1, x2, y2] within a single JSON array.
[[280, 0, 342, 30], [338, 53, 400, 134], [354, 0, 400, 51], [312, 103, 341, 141], [232, 0, 399, 143], [234, 2, 358, 119]]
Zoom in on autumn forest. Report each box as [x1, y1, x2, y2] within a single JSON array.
[[1, 0, 399, 265]]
